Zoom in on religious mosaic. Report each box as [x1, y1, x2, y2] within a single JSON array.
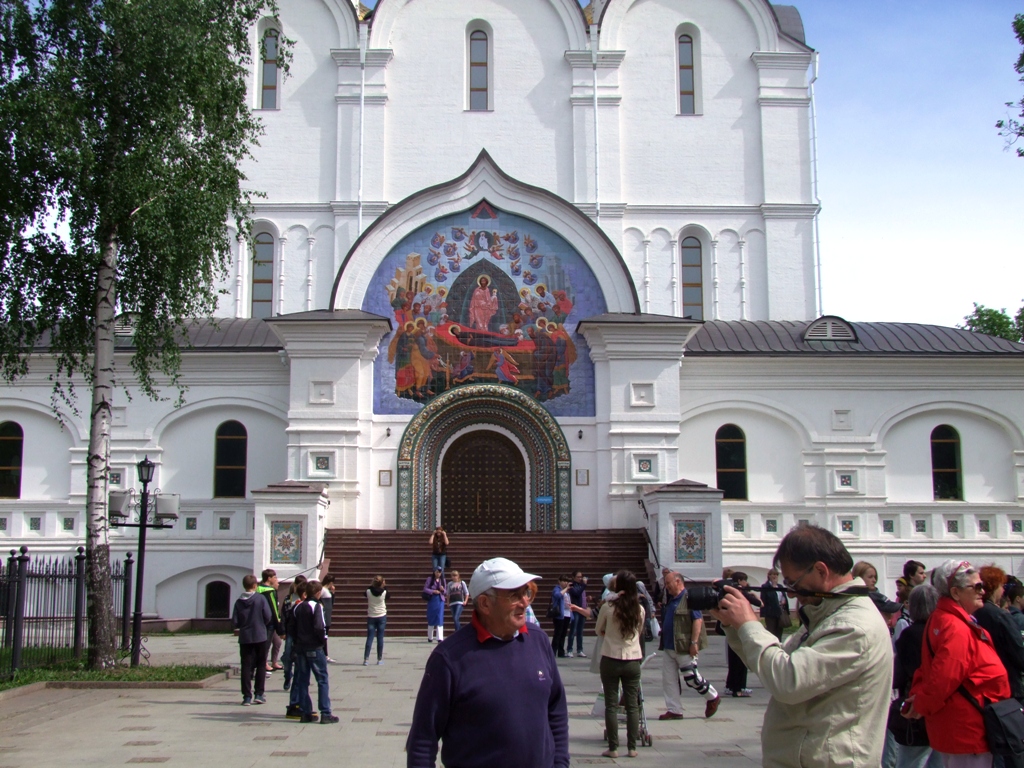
[[674, 519, 707, 563], [270, 520, 303, 565], [363, 203, 605, 416]]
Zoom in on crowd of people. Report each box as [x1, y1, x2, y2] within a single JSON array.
[[232, 526, 1024, 767]]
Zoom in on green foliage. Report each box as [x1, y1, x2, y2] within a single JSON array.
[[959, 302, 1024, 342], [0, 662, 226, 691], [0, 0, 286, 398], [996, 14, 1024, 157]]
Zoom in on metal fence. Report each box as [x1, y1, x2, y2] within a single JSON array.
[[0, 547, 133, 678]]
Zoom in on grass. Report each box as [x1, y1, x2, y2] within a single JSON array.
[[0, 662, 226, 692]]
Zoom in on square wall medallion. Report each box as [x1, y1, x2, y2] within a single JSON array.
[[674, 520, 706, 564], [271, 521, 303, 565], [185, 517, 197, 531]]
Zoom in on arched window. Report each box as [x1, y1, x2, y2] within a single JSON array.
[[261, 29, 280, 109], [469, 30, 489, 111], [0, 421, 23, 499], [680, 236, 703, 320], [716, 424, 747, 500], [679, 34, 695, 115], [252, 233, 274, 319], [931, 425, 963, 501], [214, 421, 247, 498], [205, 581, 231, 619]]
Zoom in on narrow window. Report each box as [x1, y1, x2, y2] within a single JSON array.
[[261, 30, 279, 109], [716, 424, 747, 500], [252, 233, 274, 319], [214, 421, 247, 498], [681, 236, 703, 320], [469, 30, 488, 111], [0, 422, 23, 499], [204, 581, 231, 619], [931, 425, 963, 501], [679, 34, 695, 115]]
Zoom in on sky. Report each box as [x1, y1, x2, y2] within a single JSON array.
[[362, 0, 1024, 327]]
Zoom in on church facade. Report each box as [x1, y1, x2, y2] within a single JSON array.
[[2, 0, 1023, 619]]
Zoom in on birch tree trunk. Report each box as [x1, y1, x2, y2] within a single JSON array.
[[86, 232, 118, 668]]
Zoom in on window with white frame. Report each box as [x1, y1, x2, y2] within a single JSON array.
[[251, 232, 274, 319], [260, 29, 280, 109], [468, 29, 489, 111], [680, 236, 703, 320]]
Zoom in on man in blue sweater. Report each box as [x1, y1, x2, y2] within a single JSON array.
[[407, 557, 569, 768]]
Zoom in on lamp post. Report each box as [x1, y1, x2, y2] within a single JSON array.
[[108, 456, 177, 667]]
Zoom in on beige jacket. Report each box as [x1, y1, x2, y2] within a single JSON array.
[[724, 578, 893, 768]]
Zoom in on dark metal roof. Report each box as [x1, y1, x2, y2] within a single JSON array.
[[771, 4, 806, 45], [108, 318, 282, 352], [685, 320, 1024, 357]]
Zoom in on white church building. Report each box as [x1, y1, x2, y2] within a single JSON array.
[[2, 0, 1023, 619]]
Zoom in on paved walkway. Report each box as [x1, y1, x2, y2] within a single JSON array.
[[0, 633, 766, 767]]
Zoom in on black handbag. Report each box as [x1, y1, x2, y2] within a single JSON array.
[[958, 687, 1024, 757], [888, 698, 930, 747]]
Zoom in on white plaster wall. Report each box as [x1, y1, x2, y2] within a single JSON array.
[[884, 409, 1017, 503], [378, 0, 577, 202], [154, 562, 252, 619], [0, 403, 77, 499]]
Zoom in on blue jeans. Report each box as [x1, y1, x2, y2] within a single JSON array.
[[432, 553, 447, 571], [569, 611, 586, 653], [451, 602, 465, 631], [281, 636, 294, 687], [294, 648, 331, 716], [365, 617, 387, 661]]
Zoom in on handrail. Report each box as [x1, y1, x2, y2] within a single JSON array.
[[636, 499, 661, 571]]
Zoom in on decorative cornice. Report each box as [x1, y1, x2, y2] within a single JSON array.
[[757, 96, 812, 108], [336, 94, 389, 105], [574, 203, 627, 218], [760, 203, 820, 219], [625, 204, 762, 216], [564, 50, 626, 69], [569, 94, 622, 106], [331, 201, 390, 217], [331, 49, 394, 67], [750, 51, 814, 70]]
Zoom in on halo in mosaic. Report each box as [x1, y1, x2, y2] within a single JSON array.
[[674, 519, 707, 563], [397, 383, 571, 530], [362, 203, 605, 417]]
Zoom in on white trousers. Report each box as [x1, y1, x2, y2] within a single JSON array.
[[661, 648, 718, 714]]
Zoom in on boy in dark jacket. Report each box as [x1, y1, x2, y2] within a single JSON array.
[[232, 574, 272, 705], [292, 579, 338, 724]]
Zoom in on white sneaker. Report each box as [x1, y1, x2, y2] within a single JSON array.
[[577, 652, 587, 658], [566, 652, 574, 658]]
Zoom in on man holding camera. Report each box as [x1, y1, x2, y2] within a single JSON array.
[[658, 572, 720, 720], [712, 524, 892, 767]]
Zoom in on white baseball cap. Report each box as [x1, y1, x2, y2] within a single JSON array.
[[469, 557, 541, 598]]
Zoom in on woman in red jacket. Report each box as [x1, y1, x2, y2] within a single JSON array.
[[905, 559, 1011, 768]]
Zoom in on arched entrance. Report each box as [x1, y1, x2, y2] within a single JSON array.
[[441, 431, 526, 532], [397, 383, 572, 530]]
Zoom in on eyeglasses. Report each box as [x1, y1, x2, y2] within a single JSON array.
[[494, 586, 531, 604], [783, 566, 816, 593], [954, 581, 985, 594]]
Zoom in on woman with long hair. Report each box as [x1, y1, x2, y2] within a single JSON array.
[[445, 570, 469, 632], [423, 567, 446, 642], [364, 575, 388, 665], [595, 570, 645, 759]]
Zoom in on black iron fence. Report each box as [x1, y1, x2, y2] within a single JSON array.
[[0, 547, 133, 678]]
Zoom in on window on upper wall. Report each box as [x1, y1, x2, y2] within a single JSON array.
[[679, 34, 695, 115], [680, 236, 703, 320], [252, 233, 274, 319], [0, 421, 23, 499], [214, 421, 247, 498], [469, 30, 489, 111], [261, 29, 280, 109], [716, 424, 747, 500], [931, 425, 963, 501]]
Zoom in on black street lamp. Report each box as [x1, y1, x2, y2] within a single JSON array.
[[109, 456, 177, 667]]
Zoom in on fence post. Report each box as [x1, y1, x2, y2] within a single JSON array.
[[121, 553, 133, 651], [73, 547, 86, 660], [3, 550, 15, 649], [10, 546, 29, 674]]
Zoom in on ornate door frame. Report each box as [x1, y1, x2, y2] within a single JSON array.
[[396, 384, 571, 531]]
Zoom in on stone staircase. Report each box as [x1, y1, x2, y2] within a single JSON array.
[[323, 529, 653, 637]]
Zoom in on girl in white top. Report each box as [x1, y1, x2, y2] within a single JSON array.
[[595, 570, 646, 759], [364, 576, 388, 665]]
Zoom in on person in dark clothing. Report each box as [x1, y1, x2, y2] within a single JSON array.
[[567, 571, 588, 657], [232, 574, 272, 706], [320, 574, 336, 663], [724, 572, 761, 696], [407, 557, 569, 768], [550, 574, 571, 657], [292, 579, 338, 724], [893, 583, 942, 768], [975, 565, 1024, 703], [284, 579, 309, 719], [281, 575, 307, 694], [760, 568, 787, 641], [1006, 577, 1024, 635]]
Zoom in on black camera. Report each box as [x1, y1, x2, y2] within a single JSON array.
[[686, 579, 742, 612]]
